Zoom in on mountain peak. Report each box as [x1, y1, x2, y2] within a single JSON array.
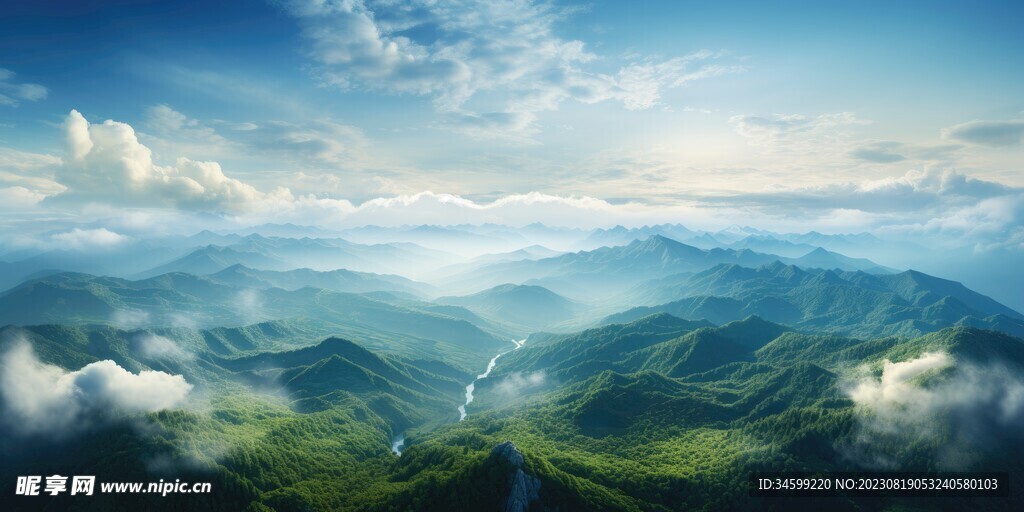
[[217, 263, 252, 273], [633, 234, 686, 250], [760, 260, 792, 273], [715, 316, 789, 350], [804, 246, 832, 257]]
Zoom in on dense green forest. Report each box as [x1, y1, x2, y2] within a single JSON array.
[[3, 311, 1022, 511]]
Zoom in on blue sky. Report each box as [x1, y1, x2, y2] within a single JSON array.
[[0, 0, 1022, 242]]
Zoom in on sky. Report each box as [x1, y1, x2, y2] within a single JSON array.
[[0, 0, 1022, 246]]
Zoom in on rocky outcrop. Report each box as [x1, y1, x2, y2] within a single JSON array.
[[491, 441, 541, 512]]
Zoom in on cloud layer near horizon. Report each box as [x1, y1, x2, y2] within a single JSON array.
[[0, 107, 1017, 258]]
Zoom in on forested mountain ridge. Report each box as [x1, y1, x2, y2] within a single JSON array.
[[2, 227, 1023, 511], [606, 261, 1024, 339]]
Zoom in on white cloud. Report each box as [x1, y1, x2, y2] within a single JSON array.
[[845, 351, 1024, 469], [494, 371, 547, 398], [614, 51, 743, 110], [112, 310, 152, 330], [0, 186, 48, 210], [730, 112, 869, 147], [942, 119, 1024, 147], [0, 147, 65, 207], [144, 104, 232, 159], [662, 168, 1023, 252], [280, 0, 742, 139], [848, 141, 906, 163], [848, 141, 961, 164], [283, 0, 470, 95], [51, 227, 130, 250], [135, 333, 194, 361], [0, 147, 63, 174], [704, 168, 1014, 213], [51, 110, 293, 213], [144, 105, 368, 165], [299, 190, 648, 228], [147, 104, 223, 141], [0, 68, 48, 107], [0, 339, 192, 437], [848, 352, 952, 410], [888, 192, 1024, 251], [232, 289, 268, 325], [253, 119, 368, 164], [441, 111, 540, 142], [9, 109, 1020, 252]]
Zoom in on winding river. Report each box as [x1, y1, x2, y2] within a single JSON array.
[[390, 434, 405, 456], [459, 339, 525, 421], [391, 338, 526, 456]]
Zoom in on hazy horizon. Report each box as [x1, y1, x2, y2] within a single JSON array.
[[3, 3, 1024, 510]]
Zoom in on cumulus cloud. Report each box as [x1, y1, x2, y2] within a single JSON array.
[[844, 351, 1024, 469], [847, 352, 953, 410], [280, 0, 741, 138], [942, 119, 1024, 147], [0, 339, 192, 437], [51, 227, 130, 250], [50, 110, 293, 212], [0, 68, 48, 107]]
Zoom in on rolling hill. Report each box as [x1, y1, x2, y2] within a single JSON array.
[[133, 234, 455, 279], [608, 261, 1024, 338], [0, 271, 508, 367], [206, 264, 435, 297], [445, 235, 893, 301], [435, 284, 583, 331]]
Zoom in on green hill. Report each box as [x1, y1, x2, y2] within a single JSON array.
[[0, 271, 508, 367], [435, 283, 583, 330], [606, 262, 1024, 338]]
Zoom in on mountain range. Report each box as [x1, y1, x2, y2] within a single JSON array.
[[436, 284, 583, 331], [3, 223, 1023, 511], [607, 261, 1024, 338], [444, 235, 895, 302]]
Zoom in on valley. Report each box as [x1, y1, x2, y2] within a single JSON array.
[[4, 3, 1022, 509], [2, 224, 1022, 511]]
